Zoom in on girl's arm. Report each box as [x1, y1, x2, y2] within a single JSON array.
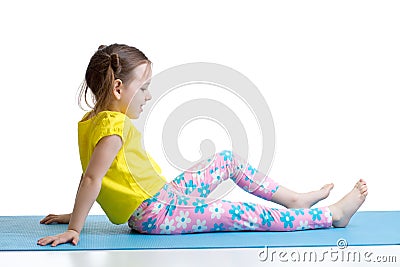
[[37, 134, 123, 247]]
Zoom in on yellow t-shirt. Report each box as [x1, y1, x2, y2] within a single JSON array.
[[78, 110, 166, 224]]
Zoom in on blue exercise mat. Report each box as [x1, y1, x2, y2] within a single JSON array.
[[0, 211, 398, 251]]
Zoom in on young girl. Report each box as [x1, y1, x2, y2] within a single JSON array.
[[37, 44, 368, 247]]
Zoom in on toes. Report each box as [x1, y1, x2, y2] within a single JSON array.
[[354, 182, 360, 189], [361, 187, 368, 196], [360, 185, 368, 195], [354, 179, 367, 189], [359, 179, 367, 185], [322, 183, 334, 191]]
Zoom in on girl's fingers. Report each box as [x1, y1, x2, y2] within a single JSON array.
[[41, 218, 53, 224], [40, 214, 71, 225], [41, 215, 63, 224], [38, 236, 62, 247], [40, 214, 55, 224], [37, 236, 54, 246], [51, 238, 61, 247], [72, 236, 80, 246], [38, 231, 78, 247], [51, 235, 73, 247]]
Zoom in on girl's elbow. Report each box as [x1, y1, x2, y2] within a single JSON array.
[[82, 174, 103, 185]]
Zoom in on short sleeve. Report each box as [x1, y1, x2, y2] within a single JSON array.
[[92, 112, 127, 147]]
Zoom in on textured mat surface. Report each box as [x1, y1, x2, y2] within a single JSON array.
[[0, 211, 398, 251]]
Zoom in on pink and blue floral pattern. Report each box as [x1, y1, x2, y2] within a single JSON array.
[[128, 150, 332, 234]]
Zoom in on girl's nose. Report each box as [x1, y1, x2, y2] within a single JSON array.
[[146, 90, 152, 101]]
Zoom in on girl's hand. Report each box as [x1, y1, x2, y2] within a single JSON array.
[[40, 213, 71, 224], [37, 230, 80, 247]]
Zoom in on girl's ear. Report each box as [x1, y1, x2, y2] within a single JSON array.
[[112, 79, 123, 100]]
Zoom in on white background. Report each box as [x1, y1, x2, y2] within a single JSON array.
[[0, 0, 399, 216]]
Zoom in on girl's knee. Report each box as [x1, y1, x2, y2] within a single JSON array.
[[215, 150, 243, 161]]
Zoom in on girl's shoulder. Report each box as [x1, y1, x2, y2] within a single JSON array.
[[78, 110, 134, 142], [80, 111, 95, 122], [79, 110, 128, 124]]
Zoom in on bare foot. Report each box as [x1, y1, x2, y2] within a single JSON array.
[[287, 183, 334, 209], [329, 179, 368, 228]]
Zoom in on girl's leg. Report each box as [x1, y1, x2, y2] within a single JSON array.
[[170, 150, 332, 208], [128, 179, 367, 233], [270, 183, 334, 209], [129, 184, 332, 234]]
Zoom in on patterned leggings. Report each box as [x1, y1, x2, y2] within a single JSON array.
[[128, 150, 332, 234]]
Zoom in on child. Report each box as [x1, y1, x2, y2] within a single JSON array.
[[37, 44, 368, 247]]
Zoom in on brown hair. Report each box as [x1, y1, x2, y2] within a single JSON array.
[[78, 44, 152, 115]]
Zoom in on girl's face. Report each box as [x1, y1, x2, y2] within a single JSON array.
[[118, 63, 152, 119]]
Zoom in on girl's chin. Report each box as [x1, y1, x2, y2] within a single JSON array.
[[126, 112, 140, 120]]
